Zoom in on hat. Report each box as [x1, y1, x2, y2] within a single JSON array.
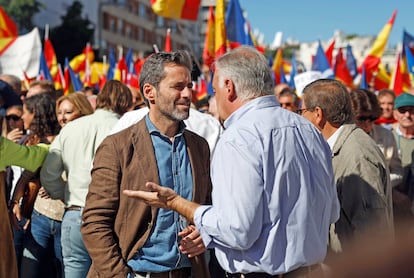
[[394, 93, 414, 109], [0, 80, 22, 109]]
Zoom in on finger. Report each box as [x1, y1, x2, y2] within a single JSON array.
[[178, 226, 194, 237], [180, 243, 205, 257], [23, 219, 31, 230], [123, 190, 154, 199]]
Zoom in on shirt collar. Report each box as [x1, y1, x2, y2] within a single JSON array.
[[395, 125, 414, 139], [327, 125, 344, 151], [223, 95, 278, 129], [145, 114, 186, 137]]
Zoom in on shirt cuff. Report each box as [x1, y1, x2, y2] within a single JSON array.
[[194, 205, 213, 248]]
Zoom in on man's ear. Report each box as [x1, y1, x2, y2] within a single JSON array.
[[314, 106, 327, 128], [143, 84, 155, 104], [225, 79, 237, 102]]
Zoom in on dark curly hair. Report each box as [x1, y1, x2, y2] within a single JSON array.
[[24, 94, 60, 139]]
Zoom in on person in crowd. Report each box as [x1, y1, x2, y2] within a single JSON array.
[[350, 89, 402, 187], [273, 83, 290, 98], [376, 89, 397, 130], [277, 87, 300, 112], [55, 92, 94, 127], [40, 80, 132, 278], [0, 74, 22, 97], [124, 46, 339, 277], [3, 105, 24, 143], [86, 94, 97, 111], [0, 136, 49, 278], [195, 97, 210, 113], [9, 94, 61, 278], [111, 106, 221, 157], [0, 79, 22, 116], [3, 105, 25, 202], [392, 93, 414, 217], [350, 89, 411, 225], [81, 50, 212, 278], [26, 80, 56, 99], [81, 86, 99, 97], [299, 79, 393, 255], [128, 86, 146, 111]]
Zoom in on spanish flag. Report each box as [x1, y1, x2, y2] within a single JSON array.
[[0, 6, 17, 38], [202, 6, 215, 67], [151, 0, 201, 21], [215, 0, 227, 59], [360, 10, 396, 90]]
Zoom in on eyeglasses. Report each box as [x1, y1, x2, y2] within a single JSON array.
[[356, 116, 377, 122], [5, 114, 21, 121], [295, 108, 308, 115]]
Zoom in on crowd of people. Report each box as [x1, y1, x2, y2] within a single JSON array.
[[1, 46, 414, 278]]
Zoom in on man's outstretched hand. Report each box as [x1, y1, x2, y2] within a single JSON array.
[[123, 181, 200, 222], [123, 182, 179, 209]]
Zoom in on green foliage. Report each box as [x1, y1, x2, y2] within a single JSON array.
[[49, 1, 94, 65], [0, 0, 44, 32], [346, 34, 358, 40]]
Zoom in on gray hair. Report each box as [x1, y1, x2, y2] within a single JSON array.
[[214, 46, 274, 101], [302, 79, 353, 125], [139, 50, 193, 94]]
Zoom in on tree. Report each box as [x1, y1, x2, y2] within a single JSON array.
[[0, 0, 44, 33], [50, 1, 94, 65]]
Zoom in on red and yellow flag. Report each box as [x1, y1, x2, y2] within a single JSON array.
[[360, 10, 396, 90], [151, 0, 201, 21], [214, 0, 227, 59], [389, 52, 408, 96], [69, 43, 95, 73], [272, 48, 283, 84], [0, 6, 17, 38], [202, 6, 215, 67], [334, 48, 353, 88], [44, 37, 58, 77]]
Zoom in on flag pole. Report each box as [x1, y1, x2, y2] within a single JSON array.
[[45, 24, 49, 40]]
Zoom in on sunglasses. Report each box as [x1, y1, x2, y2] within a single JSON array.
[[5, 114, 21, 121], [397, 107, 414, 114]]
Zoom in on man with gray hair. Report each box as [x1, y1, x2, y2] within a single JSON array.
[[124, 46, 339, 277], [299, 79, 393, 255]]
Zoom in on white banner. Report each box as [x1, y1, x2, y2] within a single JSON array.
[[0, 28, 41, 79]]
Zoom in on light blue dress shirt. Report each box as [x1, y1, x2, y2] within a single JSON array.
[[194, 95, 340, 274], [128, 115, 192, 272]]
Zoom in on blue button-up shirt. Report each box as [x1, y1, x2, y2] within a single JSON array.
[[128, 115, 193, 272], [194, 95, 339, 274]]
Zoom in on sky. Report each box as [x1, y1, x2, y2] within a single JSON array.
[[238, 0, 414, 47]]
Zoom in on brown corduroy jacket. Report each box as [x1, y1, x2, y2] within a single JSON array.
[[81, 118, 212, 278]]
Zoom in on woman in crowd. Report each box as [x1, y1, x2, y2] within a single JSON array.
[[349, 89, 409, 225], [10, 93, 61, 278], [12, 92, 93, 278], [56, 92, 94, 127]]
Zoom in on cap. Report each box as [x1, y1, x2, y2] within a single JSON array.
[[394, 93, 414, 109], [0, 80, 22, 109]]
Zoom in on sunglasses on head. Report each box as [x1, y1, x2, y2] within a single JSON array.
[[5, 114, 21, 121]]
